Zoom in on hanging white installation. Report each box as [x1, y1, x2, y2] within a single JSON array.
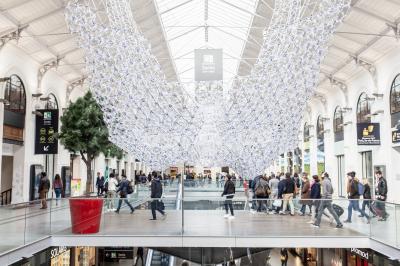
[[65, 0, 350, 177]]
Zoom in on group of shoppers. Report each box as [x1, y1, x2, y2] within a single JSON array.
[[225, 169, 390, 229]]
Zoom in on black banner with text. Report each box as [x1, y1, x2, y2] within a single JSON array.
[[35, 109, 59, 154]]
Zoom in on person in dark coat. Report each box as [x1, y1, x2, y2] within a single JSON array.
[[308, 175, 321, 223], [375, 170, 388, 221], [280, 248, 289, 266], [299, 172, 312, 216], [115, 175, 134, 214], [96, 172, 105, 196], [359, 178, 376, 218], [221, 175, 236, 218], [150, 172, 166, 220]]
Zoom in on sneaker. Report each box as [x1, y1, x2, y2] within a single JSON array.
[[224, 214, 230, 218], [228, 215, 235, 219], [149, 218, 157, 220], [161, 213, 167, 220], [358, 215, 364, 218], [378, 218, 386, 221], [130, 209, 135, 214], [343, 220, 351, 223], [336, 224, 343, 229], [299, 213, 305, 216], [311, 223, 319, 228], [114, 210, 119, 214]]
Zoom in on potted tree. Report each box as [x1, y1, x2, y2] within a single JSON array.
[[58, 91, 122, 234]]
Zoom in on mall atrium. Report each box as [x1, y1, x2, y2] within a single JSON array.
[[0, 0, 400, 265]]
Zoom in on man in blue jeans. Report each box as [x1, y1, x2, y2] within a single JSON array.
[[344, 171, 370, 223]]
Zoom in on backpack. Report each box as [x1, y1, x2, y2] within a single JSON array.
[[127, 181, 134, 194], [357, 182, 364, 196], [227, 181, 235, 194]]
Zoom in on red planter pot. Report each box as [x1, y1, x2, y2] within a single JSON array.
[[69, 198, 103, 234]]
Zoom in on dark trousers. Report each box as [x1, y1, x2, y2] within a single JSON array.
[[361, 200, 376, 217], [347, 200, 369, 221], [117, 195, 134, 211], [300, 204, 312, 214], [375, 200, 388, 218], [151, 200, 165, 219], [224, 196, 234, 216]]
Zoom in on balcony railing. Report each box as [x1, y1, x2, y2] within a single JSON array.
[[0, 193, 399, 256]]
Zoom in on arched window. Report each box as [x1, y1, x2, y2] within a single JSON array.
[[390, 74, 400, 115], [334, 106, 344, 142], [4, 75, 26, 114], [45, 93, 59, 110], [357, 92, 371, 123], [303, 123, 310, 142]]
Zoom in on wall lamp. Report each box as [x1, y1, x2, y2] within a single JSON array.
[[0, 77, 11, 82], [40, 96, 50, 101], [372, 110, 384, 116], [343, 121, 353, 126], [366, 96, 376, 101], [342, 107, 352, 113], [32, 110, 43, 116], [372, 93, 384, 99], [32, 93, 43, 98]]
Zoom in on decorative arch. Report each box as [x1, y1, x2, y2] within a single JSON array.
[[4, 74, 26, 114], [356, 92, 371, 123], [45, 93, 59, 110], [333, 106, 344, 142]]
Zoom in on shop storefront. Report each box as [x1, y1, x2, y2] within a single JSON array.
[[10, 246, 97, 266], [320, 248, 400, 266]]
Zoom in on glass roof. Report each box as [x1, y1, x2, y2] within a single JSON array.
[[155, 0, 259, 90]]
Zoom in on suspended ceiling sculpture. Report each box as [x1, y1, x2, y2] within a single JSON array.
[[65, 0, 350, 177]]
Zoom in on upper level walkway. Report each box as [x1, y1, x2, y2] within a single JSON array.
[[0, 181, 399, 264]]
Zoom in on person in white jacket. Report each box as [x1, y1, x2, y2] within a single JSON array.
[[106, 173, 119, 211]]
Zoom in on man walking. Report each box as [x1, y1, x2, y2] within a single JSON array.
[[375, 170, 388, 221], [96, 172, 105, 196], [115, 175, 135, 214], [150, 172, 166, 220], [39, 172, 50, 209], [312, 172, 343, 228], [344, 172, 369, 223], [280, 173, 295, 216]]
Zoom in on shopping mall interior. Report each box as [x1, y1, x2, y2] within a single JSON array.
[[0, 0, 400, 265]]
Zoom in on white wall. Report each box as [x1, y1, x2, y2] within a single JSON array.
[[0, 43, 140, 202], [299, 47, 400, 203]]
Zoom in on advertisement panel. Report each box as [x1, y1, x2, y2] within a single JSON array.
[[357, 123, 381, 145], [35, 109, 59, 154], [392, 130, 400, 143]]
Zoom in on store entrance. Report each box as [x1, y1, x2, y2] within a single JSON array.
[[1, 155, 13, 205]]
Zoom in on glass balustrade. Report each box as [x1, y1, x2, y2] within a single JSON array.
[[0, 194, 399, 256]]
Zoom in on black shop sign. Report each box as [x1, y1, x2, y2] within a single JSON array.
[[357, 123, 381, 145], [104, 247, 133, 262], [35, 109, 59, 154], [392, 130, 400, 143]]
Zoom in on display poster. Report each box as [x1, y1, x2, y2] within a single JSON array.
[[71, 179, 81, 197], [392, 129, 400, 143], [357, 123, 381, 145], [194, 49, 223, 81], [35, 109, 59, 154], [104, 247, 134, 262]]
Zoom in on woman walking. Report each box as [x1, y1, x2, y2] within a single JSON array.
[[53, 174, 63, 206]]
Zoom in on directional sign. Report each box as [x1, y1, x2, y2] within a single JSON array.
[[35, 109, 59, 154]]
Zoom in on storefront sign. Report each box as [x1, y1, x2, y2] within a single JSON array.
[[357, 123, 381, 145], [35, 109, 59, 154], [51, 246, 68, 259], [392, 130, 400, 143], [350, 248, 372, 262]]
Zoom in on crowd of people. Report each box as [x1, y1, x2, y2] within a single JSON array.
[[219, 170, 389, 228]]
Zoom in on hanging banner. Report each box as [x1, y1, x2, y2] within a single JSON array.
[[194, 49, 223, 81], [35, 109, 59, 154], [392, 130, 400, 143], [357, 123, 380, 145]]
